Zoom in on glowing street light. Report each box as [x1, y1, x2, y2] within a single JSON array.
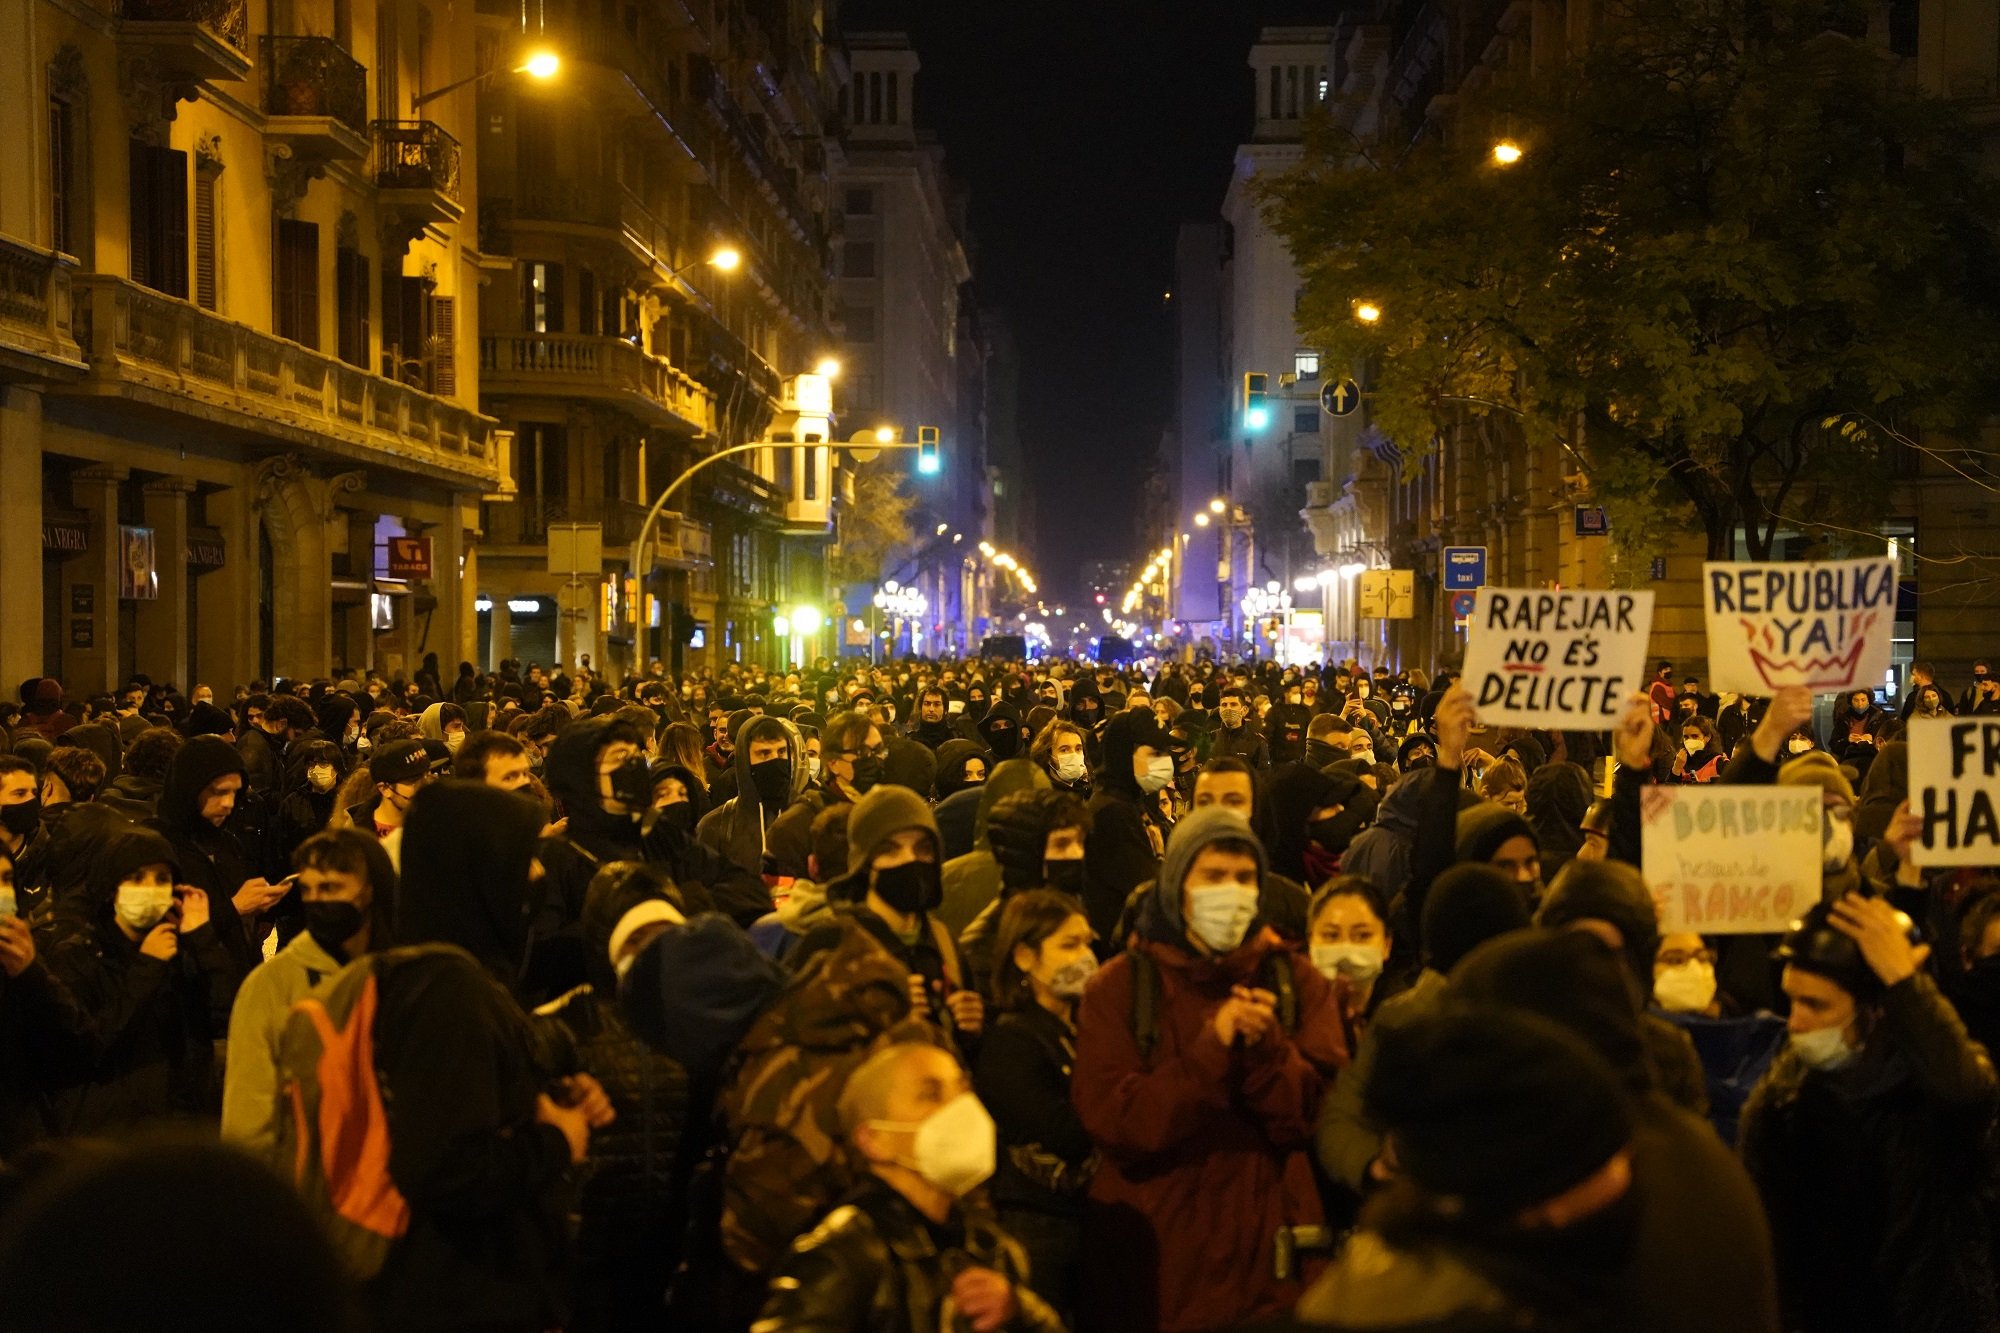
[[707, 247, 743, 273], [520, 50, 561, 79], [1354, 301, 1383, 325], [1193, 512, 1210, 527], [1491, 139, 1524, 166], [1208, 498, 1227, 514], [815, 356, 842, 378]]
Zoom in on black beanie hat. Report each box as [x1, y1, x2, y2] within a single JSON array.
[[1422, 864, 1533, 971], [1449, 928, 1654, 1094], [1535, 858, 1661, 986], [1366, 1005, 1632, 1218]]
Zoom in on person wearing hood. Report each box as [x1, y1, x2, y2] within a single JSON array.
[[1448, 929, 1781, 1333], [1742, 896, 1999, 1333], [40, 828, 238, 1130], [1524, 759, 1594, 880], [418, 701, 471, 758], [541, 717, 770, 997], [236, 694, 312, 796], [221, 828, 395, 1161], [695, 714, 811, 880], [977, 699, 1027, 764], [938, 757, 1055, 942], [369, 779, 615, 1333], [1072, 807, 1347, 1332], [956, 785, 1090, 990], [97, 726, 182, 823], [269, 738, 345, 888], [146, 735, 282, 978], [930, 738, 992, 861], [1265, 761, 1377, 890], [53, 722, 121, 792], [1080, 709, 1176, 944], [763, 709, 887, 877], [1316, 864, 1532, 1194]]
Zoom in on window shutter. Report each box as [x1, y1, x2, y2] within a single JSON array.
[[336, 248, 369, 367], [157, 146, 190, 299], [428, 293, 455, 396], [276, 219, 319, 348], [129, 140, 154, 289], [193, 168, 218, 310]]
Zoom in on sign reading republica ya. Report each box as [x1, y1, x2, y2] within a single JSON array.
[[1909, 717, 2000, 868], [1461, 587, 1655, 728], [1643, 785, 1824, 934], [1702, 557, 1896, 696]]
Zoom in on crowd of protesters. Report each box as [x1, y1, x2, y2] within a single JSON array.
[[0, 648, 1996, 1333]]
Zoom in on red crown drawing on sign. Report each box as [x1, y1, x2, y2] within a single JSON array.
[[1739, 612, 1876, 690]]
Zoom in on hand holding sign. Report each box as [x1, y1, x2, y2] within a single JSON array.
[[1612, 694, 1656, 774], [1750, 686, 1816, 765]]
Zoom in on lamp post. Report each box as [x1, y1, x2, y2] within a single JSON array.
[[412, 48, 560, 110]]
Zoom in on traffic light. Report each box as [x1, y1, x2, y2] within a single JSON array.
[[917, 426, 941, 474], [1242, 372, 1270, 432]]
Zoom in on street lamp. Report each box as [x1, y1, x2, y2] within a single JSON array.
[[1208, 498, 1226, 514], [1193, 511, 1210, 528], [815, 357, 842, 378], [412, 48, 561, 110], [1491, 139, 1524, 166], [1354, 301, 1383, 325]]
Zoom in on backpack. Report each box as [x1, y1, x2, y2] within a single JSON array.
[[1128, 944, 1298, 1063], [274, 945, 448, 1278]]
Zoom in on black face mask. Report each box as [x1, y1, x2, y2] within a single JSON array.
[[1043, 858, 1087, 897], [986, 729, 1022, 760], [606, 755, 653, 811], [1403, 753, 1435, 772], [654, 802, 696, 835], [1309, 809, 1368, 855], [303, 899, 365, 960], [749, 757, 793, 810], [1305, 739, 1342, 770], [850, 756, 885, 793], [872, 858, 941, 914], [1, 797, 42, 837]]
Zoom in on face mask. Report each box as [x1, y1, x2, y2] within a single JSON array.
[[749, 757, 793, 809], [872, 858, 941, 915], [1311, 941, 1384, 984], [1047, 954, 1097, 998], [606, 755, 652, 810], [1054, 753, 1088, 783], [850, 755, 885, 793], [1790, 1023, 1858, 1071], [308, 764, 338, 793], [354, 734, 372, 754], [1, 798, 42, 837], [1823, 814, 1855, 870], [445, 733, 464, 754], [806, 755, 822, 781], [1185, 883, 1259, 953], [1309, 810, 1366, 854], [870, 1091, 996, 1197], [1392, 699, 1411, 714], [1653, 961, 1717, 1014], [1683, 738, 1705, 754], [115, 882, 175, 932], [304, 899, 365, 957], [343, 726, 360, 748], [1043, 857, 1087, 896], [1404, 753, 1434, 772], [1137, 755, 1175, 794], [0, 886, 16, 918], [1349, 746, 1375, 766], [987, 729, 1021, 760], [654, 802, 696, 835]]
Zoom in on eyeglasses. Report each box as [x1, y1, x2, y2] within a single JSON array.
[[839, 745, 890, 762]]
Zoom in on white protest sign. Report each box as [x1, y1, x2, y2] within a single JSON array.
[[1461, 588, 1654, 728], [1702, 558, 1896, 695], [1641, 785, 1823, 934], [1909, 716, 2000, 868]]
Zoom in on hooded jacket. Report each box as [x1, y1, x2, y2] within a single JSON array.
[[146, 735, 258, 977], [1073, 808, 1348, 1333], [939, 759, 1052, 944], [368, 779, 575, 1331], [976, 700, 1027, 762], [1081, 711, 1169, 943], [931, 739, 991, 862], [696, 716, 809, 877], [1524, 760, 1594, 878]]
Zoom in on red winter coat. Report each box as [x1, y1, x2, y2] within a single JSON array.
[[1072, 927, 1347, 1332]]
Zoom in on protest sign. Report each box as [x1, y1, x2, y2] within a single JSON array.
[[1702, 558, 1896, 695], [1461, 588, 1654, 728], [1642, 785, 1824, 934], [1909, 716, 2000, 868]]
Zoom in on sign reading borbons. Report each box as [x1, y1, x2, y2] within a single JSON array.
[[1909, 717, 2000, 868], [1462, 588, 1655, 727], [1643, 785, 1825, 934], [1702, 558, 1896, 695]]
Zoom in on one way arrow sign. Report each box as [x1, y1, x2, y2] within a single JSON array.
[[1320, 378, 1362, 417]]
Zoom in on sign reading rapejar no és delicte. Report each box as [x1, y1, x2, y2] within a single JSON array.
[[1702, 557, 1897, 695], [1461, 588, 1656, 728]]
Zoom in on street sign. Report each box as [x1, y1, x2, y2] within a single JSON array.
[[1573, 505, 1611, 537], [387, 535, 433, 580], [546, 523, 603, 577], [1320, 378, 1362, 417], [1442, 546, 1487, 592], [1450, 591, 1477, 621], [1359, 569, 1415, 619]]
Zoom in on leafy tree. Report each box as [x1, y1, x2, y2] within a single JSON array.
[[828, 457, 917, 588], [1263, 0, 2000, 560]]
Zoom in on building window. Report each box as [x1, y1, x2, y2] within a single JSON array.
[[840, 303, 876, 342], [576, 268, 597, 336], [1294, 351, 1320, 380], [1294, 407, 1320, 435], [1269, 66, 1281, 119], [335, 245, 369, 367], [844, 187, 874, 215], [843, 241, 876, 278], [49, 97, 76, 256], [274, 218, 319, 348], [517, 422, 568, 500], [193, 162, 220, 310], [886, 71, 899, 124], [524, 261, 563, 333], [129, 141, 189, 299], [1292, 457, 1322, 488]]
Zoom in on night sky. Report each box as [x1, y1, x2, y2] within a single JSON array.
[[839, 1, 1342, 604]]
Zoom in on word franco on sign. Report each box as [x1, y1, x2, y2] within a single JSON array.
[[1460, 587, 1655, 728], [1642, 785, 1824, 934], [1909, 717, 2000, 868]]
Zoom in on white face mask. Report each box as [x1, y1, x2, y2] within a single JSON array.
[[1046, 954, 1097, 998], [1137, 754, 1176, 794], [1311, 941, 1384, 984], [445, 732, 464, 753], [1823, 813, 1855, 870], [1653, 961, 1717, 1014], [115, 882, 175, 932], [355, 734, 372, 753], [308, 764, 338, 793], [1349, 747, 1375, 766], [1790, 1023, 1858, 1071], [869, 1091, 996, 1197], [1185, 883, 1259, 953], [1054, 752, 1087, 783], [1683, 738, 1705, 754], [807, 756, 822, 781]]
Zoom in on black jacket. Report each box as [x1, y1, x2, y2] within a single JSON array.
[[147, 736, 259, 978], [974, 1002, 1095, 1219], [751, 1177, 1063, 1333], [0, 955, 95, 1153], [1740, 973, 2000, 1333]]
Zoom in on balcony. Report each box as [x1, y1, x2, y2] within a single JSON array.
[[481, 181, 705, 293], [261, 36, 370, 165], [479, 333, 715, 435], [64, 273, 498, 488], [484, 496, 651, 549], [375, 120, 463, 241], [118, 0, 251, 87], [0, 238, 87, 382]]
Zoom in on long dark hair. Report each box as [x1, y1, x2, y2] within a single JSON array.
[[990, 889, 1089, 1009]]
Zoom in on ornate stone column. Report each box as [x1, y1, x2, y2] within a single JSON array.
[[254, 455, 363, 682]]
